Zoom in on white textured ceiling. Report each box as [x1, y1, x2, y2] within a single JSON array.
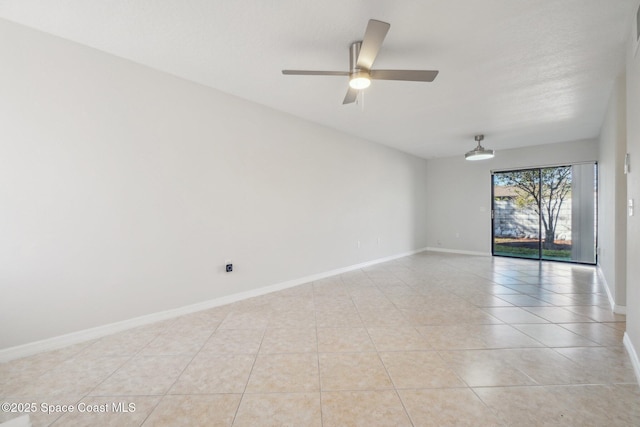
[[0, 0, 636, 159]]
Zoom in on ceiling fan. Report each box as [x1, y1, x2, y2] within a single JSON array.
[[282, 19, 439, 104]]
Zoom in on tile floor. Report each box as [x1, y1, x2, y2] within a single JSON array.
[[1, 252, 639, 426]]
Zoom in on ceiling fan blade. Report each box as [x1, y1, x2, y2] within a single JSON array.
[[356, 19, 390, 70], [282, 70, 349, 76], [370, 69, 439, 82], [342, 87, 358, 104]]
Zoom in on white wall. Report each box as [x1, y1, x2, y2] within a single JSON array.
[[0, 19, 429, 350], [624, 1, 640, 380], [425, 139, 598, 254], [597, 74, 627, 309]]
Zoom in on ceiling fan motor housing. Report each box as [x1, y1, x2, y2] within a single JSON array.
[[349, 41, 363, 72], [348, 42, 371, 89]]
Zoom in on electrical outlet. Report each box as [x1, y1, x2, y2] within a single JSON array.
[[225, 263, 233, 272]]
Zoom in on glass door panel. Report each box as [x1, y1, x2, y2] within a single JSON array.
[[492, 169, 541, 260], [540, 166, 572, 261], [492, 163, 597, 265]]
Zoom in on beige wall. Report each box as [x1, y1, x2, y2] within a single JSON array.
[[624, 1, 640, 379], [598, 74, 627, 310], [0, 20, 429, 350], [425, 139, 598, 254]]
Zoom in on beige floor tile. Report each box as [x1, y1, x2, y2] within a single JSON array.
[[170, 353, 255, 394], [412, 303, 503, 324], [367, 327, 431, 351], [399, 308, 453, 326], [319, 353, 393, 391], [245, 353, 319, 393], [218, 311, 270, 329], [486, 284, 522, 294], [554, 347, 637, 384], [417, 324, 544, 350], [315, 311, 363, 327], [52, 396, 159, 427], [499, 348, 588, 385], [12, 355, 128, 397], [233, 393, 321, 427], [385, 295, 430, 309], [535, 292, 580, 306], [496, 294, 551, 307], [313, 296, 358, 313], [512, 323, 599, 347], [90, 355, 192, 396], [278, 283, 315, 297], [399, 388, 505, 426], [321, 390, 412, 427], [540, 284, 587, 294], [464, 294, 515, 307], [379, 351, 466, 388], [378, 282, 419, 295], [160, 320, 220, 338], [483, 307, 549, 323], [143, 394, 240, 427], [266, 296, 315, 312], [138, 331, 211, 356], [80, 331, 157, 357], [602, 384, 640, 425], [124, 319, 182, 337], [357, 309, 411, 327], [603, 321, 627, 331], [501, 284, 544, 294], [449, 307, 504, 325], [566, 293, 611, 306], [559, 322, 625, 346], [313, 282, 350, 297], [439, 350, 536, 387], [260, 328, 317, 353], [0, 347, 86, 396], [521, 306, 595, 323], [268, 310, 316, 328], [564, 306, 626, 322], [475, 385, 560, 425], [316, 328, 375, 352], [475, 384, 640, 426], [200, 329, 264, 354]]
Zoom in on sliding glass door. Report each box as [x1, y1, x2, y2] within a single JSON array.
[[492, 163, 597, 264]]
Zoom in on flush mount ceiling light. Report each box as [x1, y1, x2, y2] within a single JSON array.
[[465, 134, 495, 161]]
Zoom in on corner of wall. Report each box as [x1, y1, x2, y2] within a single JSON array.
[[624, 333, 640, 385], [596, 265, 626, 314]]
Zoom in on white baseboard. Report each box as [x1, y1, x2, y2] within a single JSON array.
[[596, 265, 627, 314], [0, 247, 428, 363], [424, 247, 491, 257], [623, 332, 640, 386], [614, 305, 627, 315]]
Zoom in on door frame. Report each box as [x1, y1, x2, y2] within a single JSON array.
[[490, 162, 598, 265]]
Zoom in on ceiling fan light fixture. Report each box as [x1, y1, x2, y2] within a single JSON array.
[[349, 70, 371, 89], [465, 135, 495, 161]]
